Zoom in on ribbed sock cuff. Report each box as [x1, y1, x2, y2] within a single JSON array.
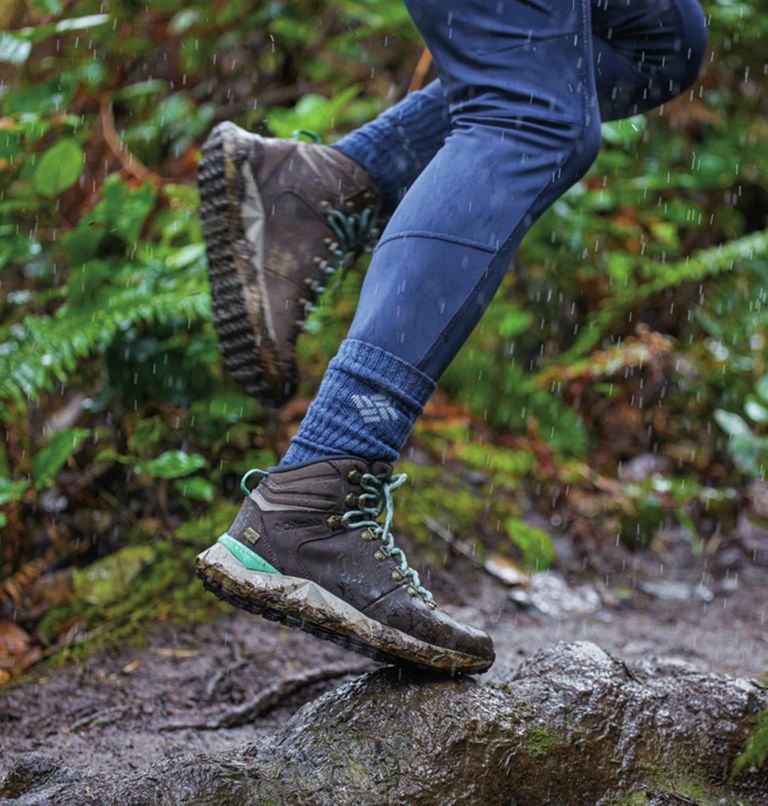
[[333, 81, 450, 214], [280, 339, 437, 465]]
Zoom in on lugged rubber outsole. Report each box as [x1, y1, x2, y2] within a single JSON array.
[[196, 543, 492, 675], [197, 122, 288, 403]]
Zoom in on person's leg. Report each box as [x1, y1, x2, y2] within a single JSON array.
[[333, 80, 450, 214], [333, 0, 707, 213], [283, 0, 603, 466], [591, 0, 708, 119]]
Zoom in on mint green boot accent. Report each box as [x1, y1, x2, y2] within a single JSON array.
[[217, 533, 281, 574]]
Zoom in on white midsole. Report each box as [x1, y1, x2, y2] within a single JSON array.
[[197, 542, 488, 672]]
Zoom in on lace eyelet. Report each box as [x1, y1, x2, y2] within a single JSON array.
[[360, 527, 375, 542], [347, 469, 361, 484], [326, 515, 341, 529], [344, 493, 357, 507], [374, 549, 386, 561], [391, 569, 404, 582]]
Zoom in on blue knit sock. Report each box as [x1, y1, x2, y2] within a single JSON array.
[[280, 339, 436, 466], [332, 81, 450, 215]]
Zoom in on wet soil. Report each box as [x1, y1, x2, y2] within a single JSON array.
[[1, 530, 766, 782]]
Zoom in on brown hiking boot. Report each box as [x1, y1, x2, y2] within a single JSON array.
[[197, 122, 382, 406], [196, 457, 495, 674]]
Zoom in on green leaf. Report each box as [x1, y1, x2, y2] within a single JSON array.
[[756, 375, 768, 404], [33, 428, 89, 490], [505, 517, 556, 570], [498, 308, 534, 339], [54, 14, 110, 33], [745, 397, 768, 425], [733, 710, 768, 776], [137, 450, 207, 479], [729, 434, 768, 478], [174, 476, 215, 501], [168, 9, 200, 35], [600, 115, 646, 146], [267, 86, 361, 139], [0, 477, 29, 506], [0, 130, 23, 161], [33, 138, 84, 197], [0, 33, 31, 66], [714, 409, 751, 438], [166, 243, 206, 270], [72, 545, 156, 606]]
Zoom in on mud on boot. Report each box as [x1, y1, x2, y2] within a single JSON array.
[[196, 122, 383, 406], [196, 457, 494, 674]]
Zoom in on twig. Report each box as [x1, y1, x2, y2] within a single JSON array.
[[409, 47, 433, 93], [68, 706, 126, 733], [204, 647, 246, 700], [99, 95, 161, 184], [161, 662, 372, 731]]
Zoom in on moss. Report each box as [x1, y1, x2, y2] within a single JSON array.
[[611, 793, 649, 806], [37, 532, 228, 667], [394, 462, 486, 547], [525, 725, 561, 758]]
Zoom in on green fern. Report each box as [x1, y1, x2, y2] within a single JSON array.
[[0, 260, 210, 415], [558, 228, 768, 363], [733, 708, 768, 776]]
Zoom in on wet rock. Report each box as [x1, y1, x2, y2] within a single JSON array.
[[3, 641, 766, 805], [639, 579, 714, 602], [510, 571, 602, 616]]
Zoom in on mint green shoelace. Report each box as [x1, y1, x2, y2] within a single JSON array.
[[302, 207, 381, 315], [341, 472, 435, 607]]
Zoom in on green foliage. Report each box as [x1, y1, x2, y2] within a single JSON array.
[[32, 428, 89, 489], [504, 518, 556, 570], [72, 545, 156, 606], [733, 709, 768, 776], [267, 87, 362, 139], [714, 374, 768, 478], [136, 450, 207, 480], [32, 138, 84, 197]]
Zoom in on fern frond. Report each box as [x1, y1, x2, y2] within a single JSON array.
[[1, 272, 211, 415], [556, 228, 768, 364]]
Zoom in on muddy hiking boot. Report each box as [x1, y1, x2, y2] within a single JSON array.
[[196, 457, 495, 674], [197, 122, 383, 406]]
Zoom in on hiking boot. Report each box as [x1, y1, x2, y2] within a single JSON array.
[[197, 122, 382, 406], [196, 457, 495, 674]]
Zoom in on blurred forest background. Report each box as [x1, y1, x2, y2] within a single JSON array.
[[0, 0, 766, 762]]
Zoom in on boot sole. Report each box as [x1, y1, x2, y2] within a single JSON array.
[[197, 122, 292, 404], [196, 542, 492, 675]]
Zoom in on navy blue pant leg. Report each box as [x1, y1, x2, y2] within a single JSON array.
[[347, 0, 602, 380], [335, 0, 707, 213], [282, 0, 707, 465], [592, 0, 708, 119]]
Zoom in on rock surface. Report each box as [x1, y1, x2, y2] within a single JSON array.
[[3, 641, 766, 805]]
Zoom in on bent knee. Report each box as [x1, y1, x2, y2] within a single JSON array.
[[561, 114, 602, 187]]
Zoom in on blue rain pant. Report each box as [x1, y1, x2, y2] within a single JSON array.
[[281, 0, 706, 464], [341, 0, 707, 380]]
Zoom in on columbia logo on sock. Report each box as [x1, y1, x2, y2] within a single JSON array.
[[351, 393, 399, 423]]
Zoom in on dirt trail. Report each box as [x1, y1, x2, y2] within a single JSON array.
[[1, 531, 766, 781]]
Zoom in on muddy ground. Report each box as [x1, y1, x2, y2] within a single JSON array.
[[1, 524, 766, 783]]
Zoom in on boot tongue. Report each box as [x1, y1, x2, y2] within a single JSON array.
[[368, 460, 393, 479]]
